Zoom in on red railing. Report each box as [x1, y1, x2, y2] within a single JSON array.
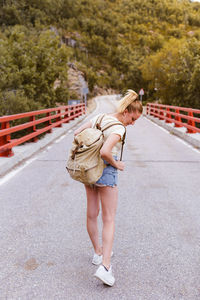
[[0, 103, 85, 157], [146, 103, 200, 134]]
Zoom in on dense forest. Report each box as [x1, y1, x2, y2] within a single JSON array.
[[0, 0, 200, 115]]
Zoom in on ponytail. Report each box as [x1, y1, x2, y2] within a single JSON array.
[[117, 89, 143, 114]]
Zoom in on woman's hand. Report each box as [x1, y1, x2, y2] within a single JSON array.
[[115, 160, 125, 171]]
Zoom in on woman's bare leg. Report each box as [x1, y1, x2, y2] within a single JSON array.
[[85, 185, 102, 255], [98, 186, 118, 269]]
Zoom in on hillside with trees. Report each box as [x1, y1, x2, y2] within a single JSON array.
[[0, 0, 200, 115]]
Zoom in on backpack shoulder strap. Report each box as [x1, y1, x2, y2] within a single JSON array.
[[102, 121, 126, 161], [93, 114, 105, 129], [101, 121, 125, 132], [120, 129, 126, 161]]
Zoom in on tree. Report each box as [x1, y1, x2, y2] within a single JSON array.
[[0, 26, 70, 115], [140, 38, 200, 108]]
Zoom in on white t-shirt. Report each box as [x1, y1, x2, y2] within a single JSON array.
[[90, 114, 126, 156]]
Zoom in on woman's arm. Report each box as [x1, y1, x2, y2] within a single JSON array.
[[100, 134, 125, 171], [74, 121, 92, 136]]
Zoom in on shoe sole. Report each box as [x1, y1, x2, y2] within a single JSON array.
[[92, 260, 102, 265], [94, 273, 115, 286]]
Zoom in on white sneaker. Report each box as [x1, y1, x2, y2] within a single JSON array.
[[92, 253, 102, 265], [94, 265, 115, 286], [92, 251, 114, 265]]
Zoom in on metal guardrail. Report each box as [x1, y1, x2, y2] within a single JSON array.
[[0, 103, 85, 157], [147, 103, 200, 134]]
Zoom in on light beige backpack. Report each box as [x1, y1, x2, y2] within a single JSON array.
[[66, 114, 126, 185]]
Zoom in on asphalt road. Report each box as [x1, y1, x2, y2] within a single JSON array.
[[0, 96, 200, 300]]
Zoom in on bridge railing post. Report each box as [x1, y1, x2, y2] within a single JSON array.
[[79, 104, 82, 116], [187, 111, 196, 133], [0, 121, 14, 157], [166, 107, 172, 123], [152, 104, 155, 116], [30, 116, 38, 142], [64, 107, 69, 123], [146, 104, 149, 115], [75, 105, 79, 117], [153, 104, 157, 116], [46, 112, 52, 133], [175, 109, 183, 127], [74, 106, 77, 119], [55, 109, 62, 127], [150, 104, 154, 116], [69, 106, 74, 119], [155, 104, 159, 117], [158, 107, 164, 120]]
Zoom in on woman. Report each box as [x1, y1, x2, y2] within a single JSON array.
[[74, 90, 143, 286]]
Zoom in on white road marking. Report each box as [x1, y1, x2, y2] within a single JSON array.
[[0, 156, 38, 186], [0, 128, 72, 185], [174, 136, 200, 153], [146, 117, 200, 155], [55, 135, 65, 143]]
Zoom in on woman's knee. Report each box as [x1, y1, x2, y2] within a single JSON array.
[[102, 214, 115, 224], [87, 208, 100, 221]]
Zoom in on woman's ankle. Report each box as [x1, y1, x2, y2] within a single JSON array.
[[103, 263, 110, 271], [95, 246, 102, 255]]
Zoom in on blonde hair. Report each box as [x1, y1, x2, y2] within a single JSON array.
[[117, 89, 143, 114]]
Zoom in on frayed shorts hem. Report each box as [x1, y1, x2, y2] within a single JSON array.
[[94, 183, 117, 188]]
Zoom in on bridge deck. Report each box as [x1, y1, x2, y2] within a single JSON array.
[[0, 96, 200, 299]]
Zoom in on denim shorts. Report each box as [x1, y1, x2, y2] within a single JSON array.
[[95, 156, 118, 187]]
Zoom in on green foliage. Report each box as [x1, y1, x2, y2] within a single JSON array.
[[1, 0, 200, 115], [0, 90, 40, 116], [140, 38, 200, 108], [85, 68, 98, 92], [0, 26, 70, 114], [68, 90, 79, 100]]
